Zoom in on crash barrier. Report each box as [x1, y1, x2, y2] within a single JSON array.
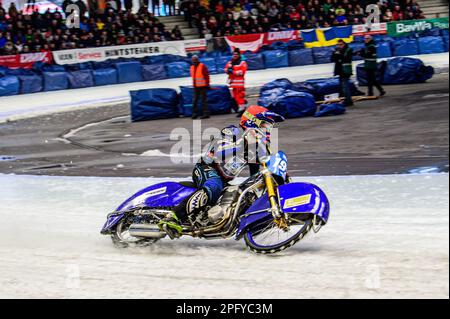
[[357, 57, 434, 85], [179, 85, 233, 116], [1, 29, 449, 97], [130, 88, 180, 122]]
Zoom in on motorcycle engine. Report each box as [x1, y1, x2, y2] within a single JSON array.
[[208, 186, 239, 224]]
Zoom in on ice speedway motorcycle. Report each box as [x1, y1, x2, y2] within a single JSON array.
[[101, 129, 330, 254]]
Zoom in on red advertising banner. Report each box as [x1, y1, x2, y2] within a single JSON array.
[[0, 51, 53, 69], [225, 30, 302, 53]]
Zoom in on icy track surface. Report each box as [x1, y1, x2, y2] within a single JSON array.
[[0, 173, 448, 298]]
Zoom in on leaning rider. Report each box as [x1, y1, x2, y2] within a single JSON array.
[[158, 105, 285, 238]]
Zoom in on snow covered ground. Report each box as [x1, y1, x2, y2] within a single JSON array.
[[0, 52, 448, 123], [0, 173, 448, 299]]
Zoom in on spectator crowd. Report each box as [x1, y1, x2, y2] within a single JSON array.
[[0, 0, 184, 56], [180, 0, 426, 38], [0, 0, 427, 56]]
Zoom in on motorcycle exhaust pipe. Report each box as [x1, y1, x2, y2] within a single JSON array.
[[129, 224, 167, 239]]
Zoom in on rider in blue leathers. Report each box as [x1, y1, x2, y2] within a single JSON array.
[[158, 106, 285, 238]]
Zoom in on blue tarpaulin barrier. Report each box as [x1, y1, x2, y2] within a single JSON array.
[[418, 36, 445, 54], [166, 61, 191, 78], [67, 70, 94, 89], [130, 88, 179, 122], [392, 39, 419, 56], [215, 55, 232, 72], [263, 50, 289, 68], [200, 57, 218, 74], [377, 42, 393, 58], [43, 72, 69, 91], [18, 74, 43, 94], [382, 57, 434, 84], [93, 68, 118, 86], [300, 77, 362, 100], [142, 64, 168, 81], [356, 61, 386, 86], [0, 75, 20, 96], [115, 61, 142, 83], [315, 103, 346, 117], [267, 91, 316, 118], [312, 47, 335, 64], [349, 42, 365, 61], [289, 49, 314, 66], [444, 35, 449, 52], [179, 85, 232, 116], [244, 53, 265, 70], [258, 78, 314, 107]]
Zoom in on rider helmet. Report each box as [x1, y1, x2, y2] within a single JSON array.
[[240, 105, 285, 130]]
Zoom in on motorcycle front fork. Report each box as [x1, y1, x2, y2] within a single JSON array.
[[261, 164, 288, 230]]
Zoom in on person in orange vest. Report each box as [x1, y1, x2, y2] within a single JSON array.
[[190, 55, 210, 119], [225, 49, 248, 117]]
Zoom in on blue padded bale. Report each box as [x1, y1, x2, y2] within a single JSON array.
[[312, 47, 335, 64], [267, 91, 317, 119], [244, 53, 265, 70], [418, 36, 445, 54], [349, 42, 365, 61], [18, 74, 43, 94], [286, 40, 305, 51], [179, 85, 232, 116], [376, 41, 393, 58], [419, 28, 442, 37], [289, 49, 314, 66], [142, 63, 168, 81], [43, 72, 69, 91], [216, 55, 232, 72], [67, 70, 94, 89], [356, 61, 386, 86], [199, 57, 218, 74], [382, 57, 434, 84], [258, 79, 314, 108], [392, 39, 419, 56], [315, 103, 346, 117], [93, 68, 118, 86], [262, 50, 289, 68], [166, 61, 191, 78], [443, 35, 449, 52], [0, 66, 7, 77], [0, 75, 20, 96], [301, 77, 362, 100], [130, 88, 179, 122], [115, 61, 142, 83]]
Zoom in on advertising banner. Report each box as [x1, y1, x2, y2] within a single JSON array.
[[352, 23, 388, 35], [225, 30, 301, 53], [0, 51, 53, 69], [52, 41, 187, 65], [388, 18, 449, 37]]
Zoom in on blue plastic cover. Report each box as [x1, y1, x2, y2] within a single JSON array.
[[166, 61, 191, 78], [312, 46, 335, 64], [382, 57, 434, 84], [215, 55, 232, 72], [67, 70, 94, 89], [115, 61, 143, 83], [300, 77, 361, 100], [259, 78, 314, 107], [376, 42, 392, 58], [18, 74, 43, 94], [93, 68, 118, 86], [288, 49, 314, 66], [244, 53, 265, 70], [443, 35, 449, 52], [315, 103, 346, 117], [142, 64, 168, 81], [263, 50, 289, 68], [267, 91, 316, 118], [349, 42, 365, 61], [418, 36, 445, 54], [356, 62, 386, 86], [179, 85, 232, 116], [392, 39, 419, 56], [0, 75, 20, 96], [43, 72, 69, 91], [199, 57, 218, 74], [130, 88, 179, 122]]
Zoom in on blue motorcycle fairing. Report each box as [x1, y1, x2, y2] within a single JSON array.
[[266, 151, 288, 180], [236, 182, 330, 239], [101, 182, 196, 233]]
